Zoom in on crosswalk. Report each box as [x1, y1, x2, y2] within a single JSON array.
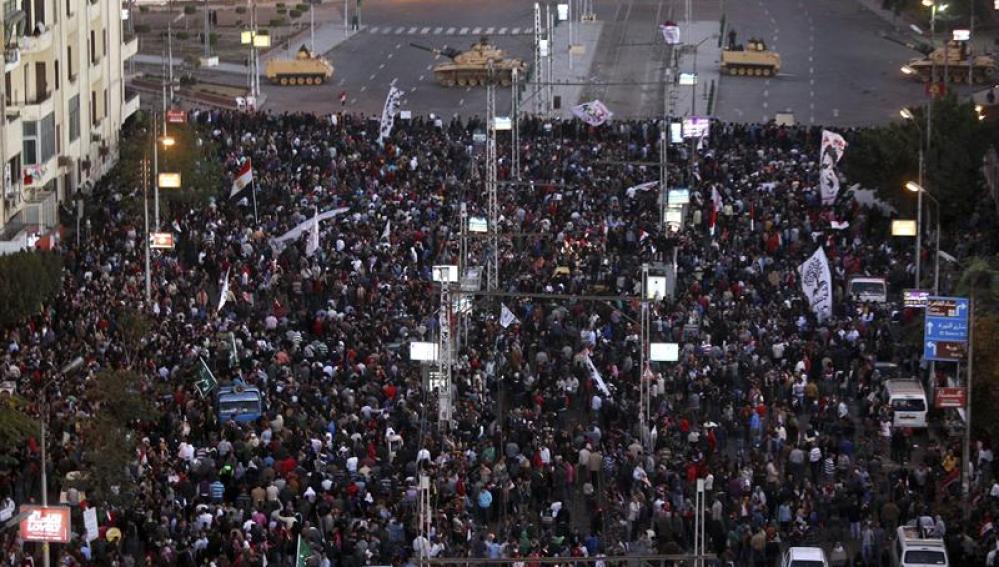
[[363, 25, 530, 37]]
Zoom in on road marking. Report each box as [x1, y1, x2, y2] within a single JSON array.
[[763, 89, 769, 97], [809, 67, 813, 74], [465, 86, 471, 92], [387, 53, 393, 59], [434, 27, 443, 34], [773, 35, 778, 42], [426, 65, 433, 71], [459, 27, 470, 35], [511, 27, 522, 35], [382, 28, 393, 34], [407, 27, 418, 34], [809, 44, 814, 51], [338, 78, 345, 86], [459, 98, 464, 106], [368, 26, 380, 33], [498, 27, 508, 34], [810, 90, 814, 97], [808, 56, 813, 62], [833, 108, 840, 117], [396, 43, 402, 49], [379, 63, 385, 69], [395, 27, 406, 34], [350, 98, 357, 104], [472, 27, 482, 35], [421, 27, 431, 34], [360, 86, 367, 93], [419, 75, 424, 81], [810, 102, 815, 109], [485, 27, 494, 35], [446, 27, 456, 34], [369, 73, 376, 80], [810, 78, 814, 85], [763, 101, 768, 109], [810, 116, 815, 124]]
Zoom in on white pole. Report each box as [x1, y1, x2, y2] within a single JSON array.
[[915, 149, 923, 289], [168, 20, 174, 104], [344, 0, 348, 32], [310, 2, 315, 54], [153, 119, 159, 229], [962, 294, 974, 520], [41, 402, 49, 567]]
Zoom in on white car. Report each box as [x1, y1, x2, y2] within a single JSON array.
[[782, 547, 829, 567]]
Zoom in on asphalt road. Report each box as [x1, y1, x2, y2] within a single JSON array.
[[151, 0, 979, 126], [714, 0, 939, 126], [260, 0, 537, 118]]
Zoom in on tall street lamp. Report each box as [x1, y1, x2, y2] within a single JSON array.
[[900, 107, 929, 289], [904, 180, 941, 294]]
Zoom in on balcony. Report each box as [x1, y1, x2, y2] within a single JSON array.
[[4, 47, 21, 72], [19, 91, 55, 122], [21, 28, 54, 55], [122, 35, 138, 61], [22, 156, 59, 195], [123, 91, 140, 120]]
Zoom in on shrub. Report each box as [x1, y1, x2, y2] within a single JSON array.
[[269, 17, 287, 26], [295, 3, 308, 10], [276, 6, 286, 13], [276, 2, 285, 7], [176, 31, 190, 40], [289, 9, 301, 18], [183, 4, 196, 14], [0, 251, 64, 329]]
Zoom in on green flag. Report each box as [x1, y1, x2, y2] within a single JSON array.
[[296, 535, 313, 567], [194, 357, 218, 398]]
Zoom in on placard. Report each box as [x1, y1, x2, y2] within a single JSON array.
[[19, 506, 71, 543]]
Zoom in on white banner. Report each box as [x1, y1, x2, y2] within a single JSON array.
[[217, 268, 231, 314], [819, 158, 840, 205], [625, 181, 658, 199], [83, 507, 98, 542], [585, 353, 612, 397], [659, 24, 680, 45], [305, 209, 320, 257], [821, 130, 848, 166], [500, 304, 518, 328], [269, 207, 351, 252], [572, 100, 613, 126], [797, 247, 833, 322], [377, 84, 405, 145]]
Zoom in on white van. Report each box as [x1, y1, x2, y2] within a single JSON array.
[[891, 524, 948, 566], [885, 379, 929, 429], [847, 276, 888, 303], [782, 547, 828, 567]]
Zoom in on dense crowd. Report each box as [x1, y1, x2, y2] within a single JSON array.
[[0, 110, 997, 567]]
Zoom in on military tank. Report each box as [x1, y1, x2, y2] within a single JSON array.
[[264, 45, 334, 86], [901, 40, 996, 84], [720, 30, 781, 77], [410, 38, 528, 87]]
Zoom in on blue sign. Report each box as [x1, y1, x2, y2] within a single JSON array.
[[923, 296, 969, 361]]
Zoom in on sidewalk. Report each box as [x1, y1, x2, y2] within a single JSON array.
[[673, 21, 723, 118], [132, 22, 359, 76], [547, 19, 604, 119]]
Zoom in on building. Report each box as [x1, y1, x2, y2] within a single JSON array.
[[0, 0, 139, 240]]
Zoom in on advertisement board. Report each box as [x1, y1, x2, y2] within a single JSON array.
[[19, 506, 71, 543]]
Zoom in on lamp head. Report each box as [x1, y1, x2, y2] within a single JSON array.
[[905, 181, 923, 193], [921, 0, 933, 6], [900, 65, 917, 75], [160, 135, 176, 147], [899, 108, 914, 120]]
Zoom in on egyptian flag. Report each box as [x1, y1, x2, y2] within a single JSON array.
[[709, 187, 722, 236], [230, 159, 253, 200]]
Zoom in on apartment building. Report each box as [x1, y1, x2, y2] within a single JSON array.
[[0, 0, 139, 237]]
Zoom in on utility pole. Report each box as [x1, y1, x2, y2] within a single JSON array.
[[143, 152, 152, 303], [153, 117, 160, 229], [486, 62, 499, 292], [962, 293, 975, 521], [533, 2, 543, 114], [310, 0, 316, 54], [546, 4, 554, 115], [417, 474, 433, 555], [436, 271, 453, 428], [511, 67, 521, 180], [640, 264, 651, 450]]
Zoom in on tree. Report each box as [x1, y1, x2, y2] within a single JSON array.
[[0, 251, 64, 329], [956, 257, 999, 441], [842, 95, 999, 228]]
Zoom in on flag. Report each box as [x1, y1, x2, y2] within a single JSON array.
[[382, 219, 391, 240], [305, 208, 320, 256], [296, 535, 313, 567], [820, 130, 848, 166], [625, 181, 658, 199], [659, 22, 680, 44], [377, 84, 404, 145], [709, 186, 722, 236], [194, 357, 218, 398], [229, 159, 253, 200], [749, 201, 756, 232], [269, 207, 351, 252], [229, 332, 239, 369], [217, 268, 231, 314], [499, 303, 518, 328], [585, 353, 612, 397], [830, 220, 850, 230], [819, 159, 840, 205], [572, 100, 613, 126], [797, 246, 833, 322]]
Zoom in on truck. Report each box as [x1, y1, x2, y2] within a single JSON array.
[[216, 382, 263, 423]]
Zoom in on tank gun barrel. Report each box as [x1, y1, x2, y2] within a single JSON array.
[[409, 42, 461, 59], [880, 33, 933, 56]]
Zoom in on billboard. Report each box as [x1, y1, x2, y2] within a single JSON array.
[[682, 117, 710, 139], [19, 506, 71, 543]]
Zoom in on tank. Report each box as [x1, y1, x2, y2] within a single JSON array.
[[264, 45, 334, 86], [720, 31, 781, 77], [411, 38, 528, 87], [903, 41, 996, 84]]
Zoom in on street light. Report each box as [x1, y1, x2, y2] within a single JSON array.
[[899, 108, 915, 120], [904, 180, 942, 294], [160, 135, 176, 147], [900, 65, 917, 75]]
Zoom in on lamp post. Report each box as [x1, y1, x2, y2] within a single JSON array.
[[904, 180, 941, 294], [900, 107, 935, 290]]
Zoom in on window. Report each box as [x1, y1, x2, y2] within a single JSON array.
[[102, 29, 107, 56], [90, 90, 96, 125], [65, 0, 70, 16], [22, 120, 37, 165], [903, 550, 946, 565], [103, 88, 107, 120], [67, 46, 74, 79], [54, 60, 59, 89], [68, 94, 79, 141], [39, 113, 55, 162], [89, 30, 95, 64]]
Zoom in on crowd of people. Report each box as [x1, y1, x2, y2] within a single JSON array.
[[0, 110, 996, 567]]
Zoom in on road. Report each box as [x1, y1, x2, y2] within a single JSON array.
[[139, 0, 971, 126]]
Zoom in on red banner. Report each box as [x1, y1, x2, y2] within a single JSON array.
[[935, 387, 967, 409], [19, 506, 71, 543]]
